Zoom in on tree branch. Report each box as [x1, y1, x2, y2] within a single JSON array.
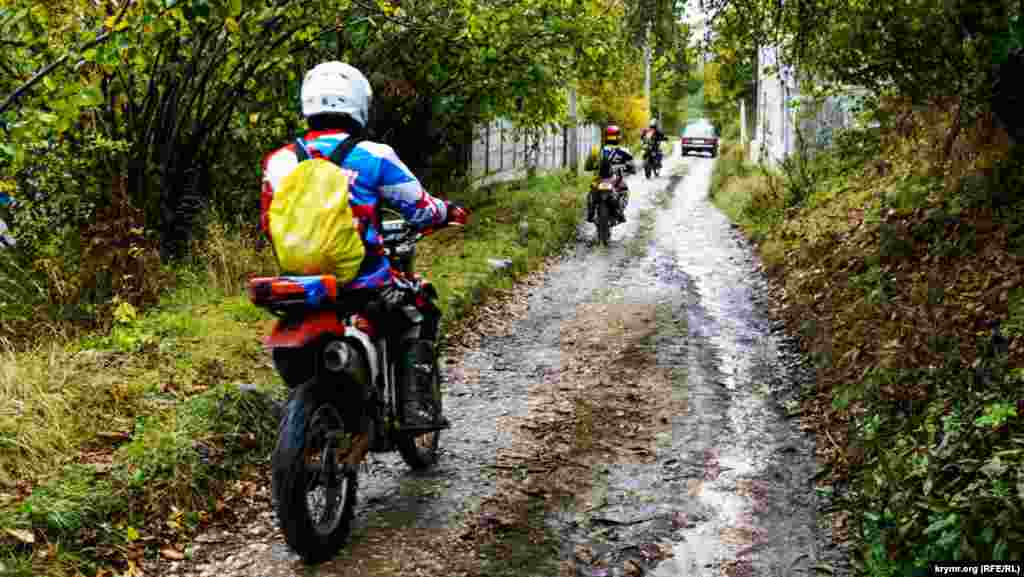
[[0, 0, 133, 116]]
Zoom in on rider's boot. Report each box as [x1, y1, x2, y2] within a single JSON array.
[[398, 338, 449, 432], [615, 188, 628, 224]]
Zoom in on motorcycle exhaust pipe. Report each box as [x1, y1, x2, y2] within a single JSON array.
[[323, 340, 355, 373]]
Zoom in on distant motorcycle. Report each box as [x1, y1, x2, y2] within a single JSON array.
[[588, 162, 631, 245]]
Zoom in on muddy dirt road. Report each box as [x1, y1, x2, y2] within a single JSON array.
[[162, 146, 851, 577]]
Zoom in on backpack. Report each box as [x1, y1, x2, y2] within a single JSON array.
[[267, 135, 365, 283]]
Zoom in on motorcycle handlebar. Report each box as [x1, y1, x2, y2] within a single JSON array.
[[381, 219, 462, 246]]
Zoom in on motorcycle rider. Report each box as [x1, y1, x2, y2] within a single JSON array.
[[641, 118, 667, 169], [260, 61, 469, 431], [589, 124, 634, 225]]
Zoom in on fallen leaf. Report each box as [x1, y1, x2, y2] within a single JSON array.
[[639, 542, 673, 560], [574, 544, 594, 564], [623, 559, 642, 576], [4, 528, 34, 544], [671, 511, 689, 529], [240, 432, 258, 449], [160, 547, 185, 560], [97, 431, 132, 442]]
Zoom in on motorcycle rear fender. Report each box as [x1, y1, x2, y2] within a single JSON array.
[[265, 310, 345, 348], [265, 311, 380, 388], [341, 325, 380, 389]]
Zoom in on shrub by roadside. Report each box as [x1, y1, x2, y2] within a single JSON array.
[[710, 119, 1024, 573], [0, 171, 588, 577]]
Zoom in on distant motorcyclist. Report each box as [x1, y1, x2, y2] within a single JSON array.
[[641, 118, 668, 167], [590, 124, 634, 225], [641, 118, 667, 144]]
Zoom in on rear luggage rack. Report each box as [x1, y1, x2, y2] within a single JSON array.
[[248, 275, 339, 307]]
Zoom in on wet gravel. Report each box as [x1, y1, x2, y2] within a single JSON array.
[[158, 145, 852, 577]]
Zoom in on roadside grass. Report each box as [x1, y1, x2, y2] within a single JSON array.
[[709, 119, 1024, 571], [707, 141, 788, 266], [419, 171, 588, 337], [0, 171, 589, 576]]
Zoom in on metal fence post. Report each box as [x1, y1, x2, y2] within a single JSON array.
[[566, 126, 570, 169], [550, 126, 555, 167], [513, 127, 518, 169], [544, 127, 549, 168]]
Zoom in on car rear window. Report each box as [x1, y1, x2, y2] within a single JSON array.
[[683, 124, 716, 138]]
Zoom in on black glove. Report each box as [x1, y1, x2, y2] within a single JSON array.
[[379, 281, 413, 312]]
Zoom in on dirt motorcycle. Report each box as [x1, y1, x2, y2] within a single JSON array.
[[247, 218, 446, 563], [589, 162, 632, 246], [642, 138, 662, 179]]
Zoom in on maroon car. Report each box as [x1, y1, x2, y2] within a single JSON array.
[[680, 121, 719, 158]]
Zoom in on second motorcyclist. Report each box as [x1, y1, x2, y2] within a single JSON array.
[[589, 124, 634, 225]]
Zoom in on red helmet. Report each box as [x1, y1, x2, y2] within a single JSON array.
[[604, 124, 621, 145]]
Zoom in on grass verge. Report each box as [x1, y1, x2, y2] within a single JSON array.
[[419, 171, 588, 343], [709, 125, 1024, 572], [0, 170, 589, 576]]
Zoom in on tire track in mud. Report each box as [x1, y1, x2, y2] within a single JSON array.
[[158, 150, 850, 577]]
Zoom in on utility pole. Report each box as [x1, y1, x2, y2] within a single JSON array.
[[644, 24, 652, 118], [740, 98, 746, 142], [568, 86, 580, 174]]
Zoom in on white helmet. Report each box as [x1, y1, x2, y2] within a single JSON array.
[[649, 118, 657, 127], [300, 61, 373, 129]]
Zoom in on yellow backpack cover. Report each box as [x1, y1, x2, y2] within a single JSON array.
[[268, 137, 365, 283]]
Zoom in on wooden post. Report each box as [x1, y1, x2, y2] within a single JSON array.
[[740, 98, 746, 143], [484, 122, 491, 174]]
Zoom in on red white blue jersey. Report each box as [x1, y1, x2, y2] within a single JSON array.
[[261, 129, 449, 289]]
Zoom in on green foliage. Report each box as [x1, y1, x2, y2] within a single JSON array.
[[956, 146, 1024, 210], [701, 0, 1022, 130], [650, 26, 695, 134], [709, 141, 785, 240], [19, 464, 119, 538], [1005, 289, 1024, 339], [974, 402, 1018, 429], [423, 171, 589, 332], [579, 57, 651, 145], [848, 355, 1024, 571]]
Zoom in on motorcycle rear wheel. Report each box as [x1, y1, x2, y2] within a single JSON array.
[[396, 352, 442, 469], [272, 396, 357, 564], [597, 200, 611, 246]]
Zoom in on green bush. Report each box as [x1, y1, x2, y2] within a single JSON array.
[[849, 347, 1024, 572]]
